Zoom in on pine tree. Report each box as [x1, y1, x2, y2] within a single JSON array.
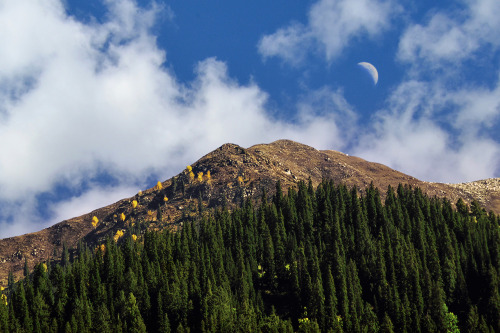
[[486, 265, 500, 332], [13, 282, 32, 332], [323, 266, 339, 331], [380, 312, 394, 333], [125, 292, 147, 332], [7, 271, 14, 290], [62, 243, 70, 267], [23, 257, 29, 277], [159, 313, 171, 333], [0, 296, 8, 332], [93, 303, 112, 332]]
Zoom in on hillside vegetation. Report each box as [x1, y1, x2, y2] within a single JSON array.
[[0, 180, 499, 332], [2, 140, 500, 286]]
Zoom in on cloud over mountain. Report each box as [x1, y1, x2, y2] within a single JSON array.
[[0, 0, 499, 238], [0, 0, 349, 237]]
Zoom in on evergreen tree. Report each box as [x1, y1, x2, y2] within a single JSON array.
[[124, 292, 147, 333]]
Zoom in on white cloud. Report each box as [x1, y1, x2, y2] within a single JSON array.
[[450, 81, 500, 135], [353, 79, 500, 183], [377, 0, 500, 182], [0, 0, 349, 238], [258, 0, 398, 64], [291, 87, 358, 149], [398, 0, 500, 68], [0, 184, 138, 238], [47, 184, 139, 225], [258, 23, 311, 66]]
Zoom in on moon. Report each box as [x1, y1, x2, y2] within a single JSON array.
[[358, 62, 378, 85]]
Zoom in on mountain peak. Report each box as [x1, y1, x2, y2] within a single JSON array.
[[0, 139, 499, 285]]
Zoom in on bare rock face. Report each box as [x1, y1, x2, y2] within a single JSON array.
[[446, 179, 500, 212], [0, 139, 499, 285]]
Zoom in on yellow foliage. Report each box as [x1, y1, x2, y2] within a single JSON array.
[[186, 165, 195, 181], [114, 229, 124, 242], [156, 181, 163, 191], [147, 210, 153, 216], [163, 196, 169, 202], [0, 286, 4, 291], [120, 213, 126, 221], [197, 172, 203, 182], [206, 170, 211, 180], [132, 234, 137, 241], [94, 244, 106, 253], [1, 294, 7, 306], [237, 176, 244, 184], [132, 200, 138, 209], [91, 215, 99, 227], [42, 263, 47, 272]]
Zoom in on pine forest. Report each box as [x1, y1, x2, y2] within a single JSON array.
[[0, 180, 499, 332]]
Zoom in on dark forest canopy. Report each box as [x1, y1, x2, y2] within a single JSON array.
[[1, 180, 499, 332]]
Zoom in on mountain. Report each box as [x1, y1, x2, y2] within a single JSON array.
[[0, 139, 499, 285]]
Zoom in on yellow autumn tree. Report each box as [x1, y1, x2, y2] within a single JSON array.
[[206, 170, 211, 180], [237, 176, 244, 185], [197, 172, 203, 182], [163, 196, 169, 202], [120, 213, 126, 221], [132, 200, 138, 209], [91, 216, 99, 227], [114, 229, 125, 242], [156, 181, 163, 191], [186, 165, 195, 182], [132, 234, 137, 241]]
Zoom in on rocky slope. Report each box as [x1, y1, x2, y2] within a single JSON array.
[[0, 139, 499, 285]]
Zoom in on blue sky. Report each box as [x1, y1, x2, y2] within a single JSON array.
[[0, 0, 499, 237]]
